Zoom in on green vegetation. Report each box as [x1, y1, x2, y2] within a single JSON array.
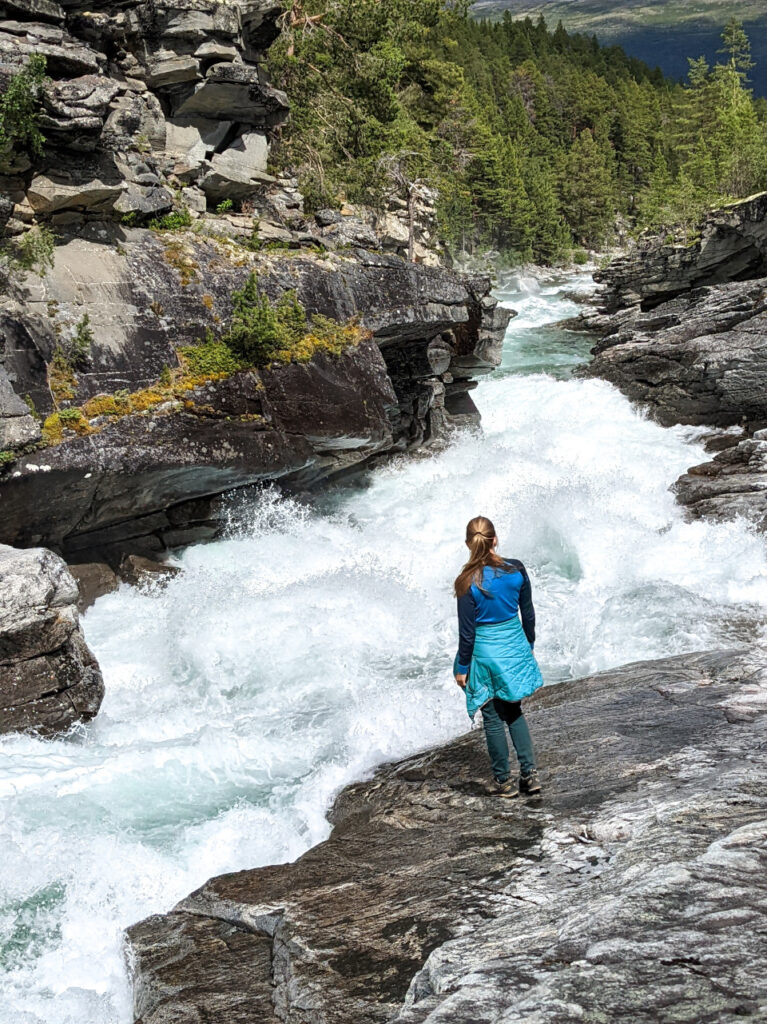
[[216, 199, 235, 214], [0, 55, 48, 157], [220, 273, 365, 363], [150, 207, 193, 231], [179, 338, 244, 377], [39, 277, 366, 447], [268, 3, 767, 257], [69, 314, 94, 368], [1, 227, 56, 289]]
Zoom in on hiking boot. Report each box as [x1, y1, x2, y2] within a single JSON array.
[[495, 778, 519, 799], [519, 770, 541, 796]]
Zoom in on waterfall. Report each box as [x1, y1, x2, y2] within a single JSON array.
[[1, 272, 766, 1024]]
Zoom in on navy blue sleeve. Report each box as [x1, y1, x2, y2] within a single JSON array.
[[507, 559, 536, 645], [456, 590, 476, 672]]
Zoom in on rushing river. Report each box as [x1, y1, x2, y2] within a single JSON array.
[[2, 271, 767, 1023]]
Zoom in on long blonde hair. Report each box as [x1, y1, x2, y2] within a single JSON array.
[[454, 515, 506, 597]]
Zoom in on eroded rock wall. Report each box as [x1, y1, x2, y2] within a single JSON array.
[[0, 0, 287, 231], [0, 235, 509, 561], [594, 192, 767, 313], [580, 195, 767, 529]]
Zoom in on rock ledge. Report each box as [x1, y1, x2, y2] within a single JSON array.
[[128, 648, 767, 1023]]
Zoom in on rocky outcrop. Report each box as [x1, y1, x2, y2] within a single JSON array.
[[0, 0, 442, 260], [674, 429, 767, 528], [579, 196, 767, 528], [0, 542, 103, 734], [585, 278, 767, 427], [0, 0, 288, 234], [127, 647, 767, 1023], [594, 192, 767, 312], [0, 235, 509, 561]]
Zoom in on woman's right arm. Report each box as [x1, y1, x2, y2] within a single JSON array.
[[456, 590, 476, 676]]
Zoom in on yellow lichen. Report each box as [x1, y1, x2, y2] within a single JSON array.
[[42, 410, 93, 444], [271, 322, 369, 364], [163, 240, 200, 287], [201, 294, 214, 310], [48, 355, 77, 404]]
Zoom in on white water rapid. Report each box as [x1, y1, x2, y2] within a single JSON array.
[[2, 271, 767, 1023]]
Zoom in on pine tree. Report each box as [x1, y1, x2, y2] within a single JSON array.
[[718, 18, 754, 83], [559, 129, 615, 247]]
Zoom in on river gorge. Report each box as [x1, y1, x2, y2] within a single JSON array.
[[2, 271, 767, 1023]]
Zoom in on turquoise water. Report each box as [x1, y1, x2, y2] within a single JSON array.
[[2, 269, 767, 1023]]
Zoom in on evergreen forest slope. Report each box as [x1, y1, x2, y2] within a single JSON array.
[[267, 2, 767, 262], [472, 0, 767, 97]]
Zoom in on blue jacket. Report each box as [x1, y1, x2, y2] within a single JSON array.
[[455, 559, 535, 673]]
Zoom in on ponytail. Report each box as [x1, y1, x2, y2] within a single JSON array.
[[454, 515, 505, 597]]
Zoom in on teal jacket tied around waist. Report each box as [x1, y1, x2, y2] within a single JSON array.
[[454, 559, 544, 718]]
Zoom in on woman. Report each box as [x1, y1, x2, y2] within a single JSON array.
[[453, 515, 543, 798]]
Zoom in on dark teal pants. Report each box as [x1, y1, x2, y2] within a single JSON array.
[[481, 698, 535, 781]]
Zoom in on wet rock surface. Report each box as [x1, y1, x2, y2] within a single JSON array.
[[0, 543, 103, 734], [127, 648, 767, 1024], [674, 429, 767, 529]]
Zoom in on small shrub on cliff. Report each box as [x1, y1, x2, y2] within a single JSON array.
[[47, 351, 77, 405], [0, 55, 48, 157], [14, 227, 55, 275], [1, 227, 56, 290], [150, 207, 193, 231], [69, 314, 94, 368], [222, 274, 304, 363]]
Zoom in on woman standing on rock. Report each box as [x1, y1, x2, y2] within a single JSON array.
[[454, 516, 543, 798]]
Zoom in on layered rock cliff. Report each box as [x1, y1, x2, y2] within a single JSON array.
[[128, 647, 767, 1023], [0, 0, 287, 230], [0, 236, 507, 561], [577, 193, 767, 531], [0, 0, 510, 564], [0, 542, 103, 733]]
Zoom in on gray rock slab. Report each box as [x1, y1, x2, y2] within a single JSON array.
[[127, 648, 767, 1024]]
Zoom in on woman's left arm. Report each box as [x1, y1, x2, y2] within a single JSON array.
[[455, 590, 476, 686], [517, 563, 536, 647]]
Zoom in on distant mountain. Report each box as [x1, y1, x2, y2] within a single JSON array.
[[472, 1, 767, 95]]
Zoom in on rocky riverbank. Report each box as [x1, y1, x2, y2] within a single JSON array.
[[569, 193, 767, 531], [128, 647, 767, 1023], [0, 0, 510, 737], [0, 0, 509, 566]]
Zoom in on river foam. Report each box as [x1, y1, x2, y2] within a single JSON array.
[[2, 272, 766, 1023]]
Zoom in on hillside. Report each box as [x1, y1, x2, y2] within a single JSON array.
[[266, 2, 767, 260], [472, 1, 767, 96]]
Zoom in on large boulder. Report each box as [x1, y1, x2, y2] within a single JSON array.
[[26, 171, 125, 214], [0, 544, 104, 735], [199, 130, 272, 201], [674, 429, 767, 529], [127, 647, 767, 1023]]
